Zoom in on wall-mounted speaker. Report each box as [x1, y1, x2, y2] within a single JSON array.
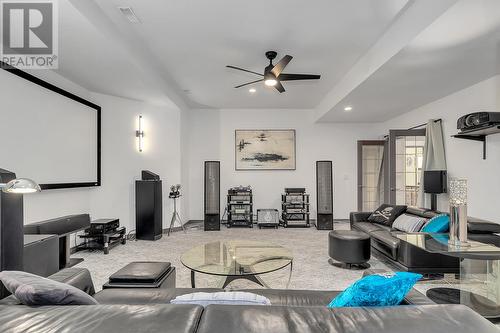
[[204, 161, 220, 231], [316, 161, 333, 230]]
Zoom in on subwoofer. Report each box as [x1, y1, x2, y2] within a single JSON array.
[[0, 169, 24, 298], [135, 170, 163, 241], [316, 161, 333, 230], [204, 161, 220, 231]]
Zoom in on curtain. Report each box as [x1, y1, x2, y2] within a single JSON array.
[[418, 120, 447, 207], [375, 145, 386, 207]]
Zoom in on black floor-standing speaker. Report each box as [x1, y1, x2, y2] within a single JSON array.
[[0, 169, 24, 298], [316, 161, 334, 230], [204, 161, 220, 231], [135, 170, 163, 240]]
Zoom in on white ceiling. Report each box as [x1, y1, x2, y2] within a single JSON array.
[[58, 0, 408, 109], [318, 0, 500, 122], [52, 0, 500, 121], [56, 1, 177, 107]]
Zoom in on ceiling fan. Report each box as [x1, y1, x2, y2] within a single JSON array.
[[226, 51, 321, 93]]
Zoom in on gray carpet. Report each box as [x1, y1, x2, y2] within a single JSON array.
[[72, 222, 457, 294]]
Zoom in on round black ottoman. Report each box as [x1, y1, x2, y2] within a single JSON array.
[[328, 230, 371, 270]]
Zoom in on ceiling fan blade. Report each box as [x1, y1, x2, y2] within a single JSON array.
[[274, 81, 285, 93], [234, 79, 264, 88], [226, 65, 263, 77], [278, 73, 321, 81], [271, 55, 293, 77]]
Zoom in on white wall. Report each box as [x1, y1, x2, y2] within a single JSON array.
[[88, 93, 182, 232], [187, 108, 379, 220], [0, 69, 185, 234], [377, 75, 500, 221]]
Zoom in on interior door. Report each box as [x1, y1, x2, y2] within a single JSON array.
[[388, 129, 426, 206], [357, 141, 387, 211]]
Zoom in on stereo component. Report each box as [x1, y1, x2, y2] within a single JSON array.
[[257, 209, 279, 229], [282, 188, 310, 227], [316, 161, 334, 230], [227, 186, 253, 228], [204, 161, 221, 231]]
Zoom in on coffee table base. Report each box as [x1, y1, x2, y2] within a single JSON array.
[[427, 287, 500, 320], [190, 270, 270, 288], [190, 261, 293, 289]]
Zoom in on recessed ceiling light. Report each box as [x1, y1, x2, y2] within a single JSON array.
[[344, 106, 353, 112], [249, 88, 256, 93]]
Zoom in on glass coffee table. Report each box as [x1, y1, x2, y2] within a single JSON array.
[[396, 233, 500, 319], [181, 240, 293, 289]]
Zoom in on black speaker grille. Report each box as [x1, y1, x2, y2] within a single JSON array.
[[317, 161, 333, 214], [204, 161, 220, 214]]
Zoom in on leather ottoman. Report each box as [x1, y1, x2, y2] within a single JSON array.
[[103, 262, 176, 289], [328, 230, 371, 269]]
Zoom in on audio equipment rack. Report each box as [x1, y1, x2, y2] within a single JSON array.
[[281, 188, 310, 227], [227, 186, 253, 228]]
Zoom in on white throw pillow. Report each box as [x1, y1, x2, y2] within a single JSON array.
[[170, 291, 271, 307], [392, 214, 428, 233]]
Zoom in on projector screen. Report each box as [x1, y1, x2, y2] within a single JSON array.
[[0, 63, 100, 189]]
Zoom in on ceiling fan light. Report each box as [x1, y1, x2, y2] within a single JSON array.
[[265, 79, 277, 87]]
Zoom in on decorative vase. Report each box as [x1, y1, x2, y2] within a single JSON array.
[[448, 178, 469, 247]]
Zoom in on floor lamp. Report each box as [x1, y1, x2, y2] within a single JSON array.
[[0, 168, 40, 298]]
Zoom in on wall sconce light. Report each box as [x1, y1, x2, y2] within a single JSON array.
[[136, 115, 144, 152]]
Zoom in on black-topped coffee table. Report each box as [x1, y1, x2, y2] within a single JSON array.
[[181, 240, 293, 289], [396, 233, 500, 319]]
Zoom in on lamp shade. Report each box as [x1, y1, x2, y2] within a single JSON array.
[[2, 178, 41, 194]]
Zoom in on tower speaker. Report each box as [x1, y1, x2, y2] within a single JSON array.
[[135, 170, 163, 241], [0, 169, 24, 298], [204, 161, 220, 231], [316, 161, 333, 230]]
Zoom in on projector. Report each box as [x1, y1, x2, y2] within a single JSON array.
[[457, 112, 500, 133]]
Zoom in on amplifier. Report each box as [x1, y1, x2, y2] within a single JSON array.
[[287, 208, 306, 213], [228, 186, 252, 195], [229, 195, 251, 203], [89, 219, 120, 234], [285, 188, 306, 194]]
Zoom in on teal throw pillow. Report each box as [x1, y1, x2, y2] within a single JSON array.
[[328, 272, 422, 308], [421, 214, 450, 233]]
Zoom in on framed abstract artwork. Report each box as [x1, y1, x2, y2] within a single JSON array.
[[235, 129, 296, 170]]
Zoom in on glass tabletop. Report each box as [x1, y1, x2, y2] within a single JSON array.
[[395, 233, 500, 259], [180, 240, 293, 277]]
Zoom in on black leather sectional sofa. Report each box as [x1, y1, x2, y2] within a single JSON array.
[[351, 206, 500, 274], [0, 268, 497, 333]]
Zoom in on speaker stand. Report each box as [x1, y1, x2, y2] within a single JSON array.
[[430, 193, 438, 211], [167, 196, 185, 236]]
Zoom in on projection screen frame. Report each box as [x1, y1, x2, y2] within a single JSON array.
[[1, 61, 101, 190]]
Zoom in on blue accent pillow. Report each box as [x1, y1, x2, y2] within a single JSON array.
[[328, 272, 422, 308], [421, 214, 450, 233]]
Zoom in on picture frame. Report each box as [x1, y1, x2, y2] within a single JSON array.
[[235, 129, 296, 170]]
